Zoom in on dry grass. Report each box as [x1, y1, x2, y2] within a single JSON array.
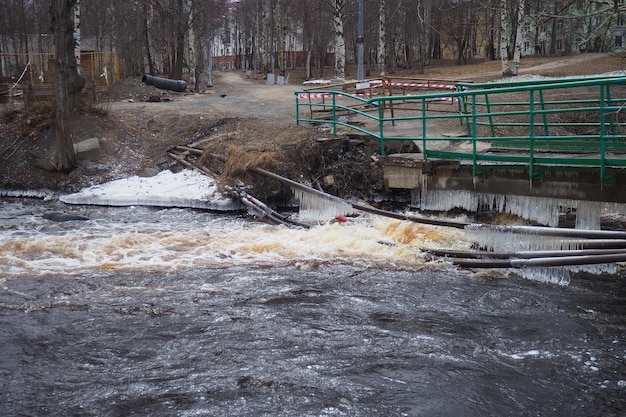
[[221, 146, 284, 178], [1, 101, 54, 136]]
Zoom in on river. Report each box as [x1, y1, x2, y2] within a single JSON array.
[[1, 198, 625, 416]]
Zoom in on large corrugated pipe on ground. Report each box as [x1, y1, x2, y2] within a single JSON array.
[[142, 74, 187, 92]]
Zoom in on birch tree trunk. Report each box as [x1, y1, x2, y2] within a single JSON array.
[[378, 0, 386, 76], [186, 0, 197, 90], [173, 0, 187, 79], [500, 0, 524, 76], [260, 0, 271, 74], [333, 0, 345, 80], [511, 0, 525, 75], [499, 0, 511, 76], [417, 0, 431, 68], [275, 0, 286, 76], [51, 0, 78, 172]]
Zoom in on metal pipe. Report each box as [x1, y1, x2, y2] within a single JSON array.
[[465, 223, 626, 240], [422, 247, 626, 259], [448, 252, 626, 268], [142, 74, 187, 92]]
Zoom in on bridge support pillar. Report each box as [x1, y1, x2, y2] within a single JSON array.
[[383, 153, 626, 229]]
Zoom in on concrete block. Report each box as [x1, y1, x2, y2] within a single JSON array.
[[74, 137, 101, 161], [139, 167, 160, 177]]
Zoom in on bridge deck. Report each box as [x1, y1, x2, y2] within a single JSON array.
[[296, 75, 626, 225]]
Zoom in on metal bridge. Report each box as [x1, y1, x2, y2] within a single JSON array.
[[295, 75, 626, 228]]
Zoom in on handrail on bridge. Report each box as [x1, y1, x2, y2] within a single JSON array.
[[295, 75, 626, 184]]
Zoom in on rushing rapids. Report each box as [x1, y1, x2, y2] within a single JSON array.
[[1, 190, 625, 416]]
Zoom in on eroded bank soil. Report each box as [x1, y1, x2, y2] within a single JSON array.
[[0, 73, 405, 203]]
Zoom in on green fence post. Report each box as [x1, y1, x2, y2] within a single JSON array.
[[422, 97, 427, 159], [600, 84, 606, 183], [538, 90, 549, 136], [529, 89, 535, 181], [295, 93, 300, 125], [472, 95, 478, 177], [485, 93, 495, 137], [378, 99, 385, 156], [332, 93, 337, 136]]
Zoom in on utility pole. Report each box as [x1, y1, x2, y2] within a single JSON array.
[[268, 0, 275, 84], [357, 0, 364, 80]]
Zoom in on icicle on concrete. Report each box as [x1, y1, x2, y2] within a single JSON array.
[[291, 188, 355, 222], [505, 195, 564, 227], [414, 190, 562, 225], [575, 200, 602, 230], [413, 190, 505, 218], [465, 225, 587, 252], [413, 190, 626, 229], [517, 266, 571, 286]]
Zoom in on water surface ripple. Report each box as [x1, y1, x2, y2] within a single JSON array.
[[0, 199, 624, 416], [1, 266, 625, 416]]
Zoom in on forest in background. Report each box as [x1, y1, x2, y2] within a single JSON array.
[[1, 0, 625, 85]]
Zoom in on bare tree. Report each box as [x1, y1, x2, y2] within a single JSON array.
[[174, 0, 189, 79], [295, 0, 332, 80], [332, 0, 346, 79], [273, 0, 286, 76], [51, 0, 83, 171], [417, 0, 433, 68], [258, 0, 272, 74], [483, 0, 499, 61], [500, 0, 524, 76], [500, 0, 510, 73], [510, 0, 524, 75], [378, 0, 386, 76], [142, 1, 155, 75]]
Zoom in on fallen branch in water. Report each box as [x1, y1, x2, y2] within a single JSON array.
[[169, 145, 626, 271], [168, 149, 309, 229]]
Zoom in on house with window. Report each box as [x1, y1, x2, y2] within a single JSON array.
[[521, 0, 625, 55]]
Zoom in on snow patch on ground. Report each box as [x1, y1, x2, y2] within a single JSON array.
[[60, 169, 241, 211], [499, 71, 625, 83]]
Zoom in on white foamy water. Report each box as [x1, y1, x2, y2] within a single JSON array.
[[0, 169, 474, 277], [7, 169, 619, 285], [0, 199, 471, 277]]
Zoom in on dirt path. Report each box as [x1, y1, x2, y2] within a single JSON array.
[[118, 53, 619, 120], [108, 53, 618, 123], [459, 53, 615, 80], [110, 71, 301, 122]]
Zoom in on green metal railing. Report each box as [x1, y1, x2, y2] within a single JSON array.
[[295, 75, 626, 183]]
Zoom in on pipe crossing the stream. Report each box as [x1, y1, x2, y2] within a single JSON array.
[[167, 144, 626, 270]]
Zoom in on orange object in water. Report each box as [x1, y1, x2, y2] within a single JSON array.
[[335, 215, 348, 223]]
